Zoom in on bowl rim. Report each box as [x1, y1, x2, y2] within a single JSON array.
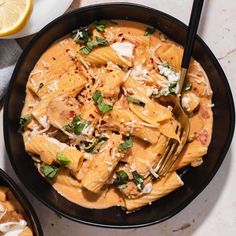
[[3, 2, 235, 228], [0, 169, 43, 235]]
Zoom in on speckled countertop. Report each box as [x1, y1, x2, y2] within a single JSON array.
[[0, 0, 236, 235]]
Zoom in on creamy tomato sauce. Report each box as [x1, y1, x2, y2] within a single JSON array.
[[21, 20, 213, 211]]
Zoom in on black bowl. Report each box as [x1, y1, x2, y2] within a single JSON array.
[[0, 169, 43, 235], [3, 3, 235, 228]]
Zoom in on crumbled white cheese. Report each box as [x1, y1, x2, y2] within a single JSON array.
[[47, 80, 58, 92], [146, 86, 159, 97], [181, 95, 190, 111], [131, 65, 148, 77], [158, 63, 180, 85], [46, 136, 74, 150], [0, 219, 27, 236], [38, 115, 49, 128], [81, 124, 94, 137], [142, 183, 153, 194], [0, 203, 6, 220], [111, 42, 135, 58]]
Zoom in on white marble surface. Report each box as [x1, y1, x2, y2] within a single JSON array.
[[1, 0, 236, 235]]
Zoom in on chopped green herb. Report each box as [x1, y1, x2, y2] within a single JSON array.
[[92, 90, 113, 113], [79, 46, 92, 54], [56, 153, 70, 166], [183, 81, 192, 91], [71, 116, 81, 126], [37, 83, 44, 93], [84, 136, 108, 153], [71, 27, 90, 44], [132, 171, 144, 190], [144, 26, 156, 36], [118, 136, 133, 151], [41, 164, 59, 179], [96, 24, 105, 32], [96, 19, 117, 33], [19, 115, 32, 132], [96, 37, 109, 46], [115, 170, 129, 188], [63, 116, 89, 135], [80, 37, 109, 55], [127, 97, 145, 107]]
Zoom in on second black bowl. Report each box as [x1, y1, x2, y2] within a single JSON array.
[[3, 3, 235, 228], [0, 169, 43, 235]]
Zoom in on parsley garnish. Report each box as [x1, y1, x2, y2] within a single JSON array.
[[84, 136, 108, 153], [127, 97, 145, 107], [71, 27, 90, 44], [63, 116, 89, 135], [41, 164, 59, 179], [114, 170, 129, 189], [80, 37, 109, 55], [18, 115, 32, 132], [96, 19, 117, 33], [118, 136, 133, 151], [37, 83, 44, 93], [132, 171, 144, 190], [144, 26, 156, 36], [56, 153, 70, 166], [183, 81, 192, 91], [92, 90, 113, 113]]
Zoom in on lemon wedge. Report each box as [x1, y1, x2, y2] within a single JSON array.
[[0, 0, 33, 37]]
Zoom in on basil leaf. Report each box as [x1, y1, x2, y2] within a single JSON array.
[[132, 171, 144, 190], [115, 170, 129, 187], [84, 136, 108, 153], [183, 81, 192, 91], [56, 153, 70, 166], [127, 97, 145, 107], [96, 24, 105, 32], [144, 26, 156, 36], [63, 116, 88, 135], [118, 136, 133, 151], [41, 164, 59, 179], [80, 37, 109, 55], [96, 37, 109, 46], [37, 83, 44, 93], [92, 90, 113, 113], [96, 19, 117, 32], [72, 116, 81, 126], [79, 46, 92, 55], [72, 28, 90, 44], [74, 122, 87, 135], [98, 102, 113, 113], [19, 115, 32, 132]]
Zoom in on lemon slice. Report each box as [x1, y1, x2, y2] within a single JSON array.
[[0, 0, 33, 37]]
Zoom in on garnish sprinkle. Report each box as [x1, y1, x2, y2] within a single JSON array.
[[37, 83, 44, 93], [132, 171, 144, 190], [182, 81, 192, 91], [118, 136, 133, 151], [96, 19, 117, 32], [19, 115, 32, 132], [144, 26, 156, 36], [56, 153, 70, 166], [80, 37, 109, 55], [127, 97, 145, 107], [84, 136, 108, 153], [92, 90, 113, 113], [71, 27, 90, 44], [41, 164, 59, 179], [63, 116, 89, 135], [114, 170, 129, 189]]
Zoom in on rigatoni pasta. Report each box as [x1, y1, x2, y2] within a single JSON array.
[[20, 20, 213, 211]]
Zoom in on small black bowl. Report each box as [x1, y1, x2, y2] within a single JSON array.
[[0, 169, 43, 235], [3, 3, 235, 228]]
